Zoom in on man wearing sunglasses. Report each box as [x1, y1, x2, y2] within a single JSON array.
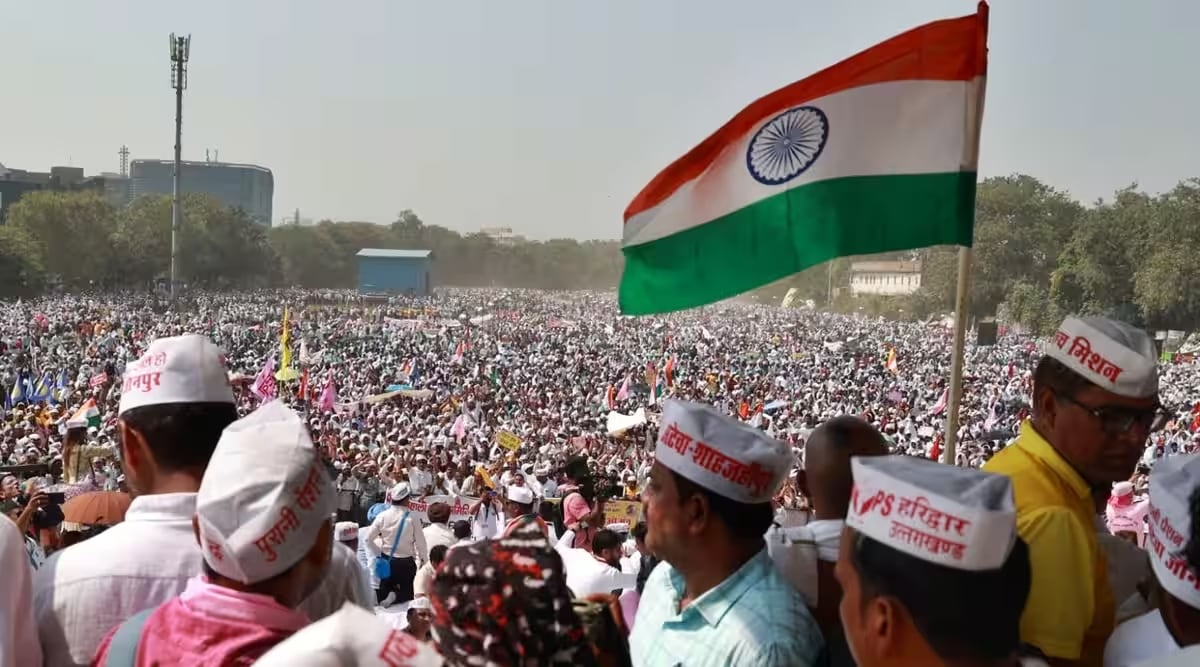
[[985, 315, 1162, 667]]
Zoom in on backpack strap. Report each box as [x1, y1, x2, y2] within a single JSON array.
[[386, 511, 408, 559], [104, 607, 156, 667]]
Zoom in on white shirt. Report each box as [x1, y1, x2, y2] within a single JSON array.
[[423, 523, 456, 552], [1, 517, 42, 667], [413, 562, 436, 597], [557, 545, 635, 597], [366, 505, 428, 563], [1105, 609, 1179, 667], [471, 500, 502, 540], [356, 526, 379, 590], [408, 469, 433, 495], [1134, 645, 1200, 667], [34, 492, 371, 667]]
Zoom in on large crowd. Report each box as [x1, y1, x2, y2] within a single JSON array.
[[2, 288, 1199, 666]]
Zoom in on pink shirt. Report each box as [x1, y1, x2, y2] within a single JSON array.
[[561, 486, 595, 552], [91, 576, 310, 667]]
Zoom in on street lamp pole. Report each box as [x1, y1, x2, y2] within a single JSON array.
[[169, 33, 191, 303]]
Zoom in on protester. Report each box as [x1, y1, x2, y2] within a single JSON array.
[[502, 483, 548, 537], [836, 455, 1045, 667], [254, 602, 444, 667], [1105, 455, 1200, 666], [431, 520, 599, 666], [334, 520, 360, 554], [769, 415, 888, 665], [404, 596, 435, 641], [33, 334, 241, 667], [561, 527, 635, 597], [91, 400, 337, 665], [413, 544, 448, 598], [985, 315, 1162, 666], [1, 515, 42, 667], [366, 481, 428, 607], [629, 399, 822, 666], [422, 502, 455, 551], [561, 455, 605, 551]]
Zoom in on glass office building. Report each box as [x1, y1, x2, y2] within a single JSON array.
[[130, 159, 273, 226]]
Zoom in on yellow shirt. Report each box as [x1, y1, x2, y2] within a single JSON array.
[[983, 421, 1114, 666]]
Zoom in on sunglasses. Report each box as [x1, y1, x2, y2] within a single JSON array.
[[1055, 392, 1169, 435]]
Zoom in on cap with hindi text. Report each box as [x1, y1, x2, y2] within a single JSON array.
[[1045, 316, 1158, 398], [1147, 454, 1200, 610], [196, 400, 335, 584], [118, 334, 234, 415], [655, 399, 791, 504], [846, 455, 1016, 571]]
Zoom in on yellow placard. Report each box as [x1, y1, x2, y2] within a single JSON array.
[[496, 430, 522, 451], [603, 499, 643, 531]]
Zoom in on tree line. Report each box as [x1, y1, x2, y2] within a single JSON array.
[[2, 175, 1198, 334], [0, 192, 622, 296], [762, 174, 1200, 333]]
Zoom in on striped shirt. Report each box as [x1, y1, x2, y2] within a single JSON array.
[[629, 547, 822, 667]]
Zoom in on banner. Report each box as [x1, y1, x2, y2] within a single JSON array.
[[603, 499, 643, 530], [89, 372, 108, 388], [496, 430, 522, 451], [404, 494, 480, 525]]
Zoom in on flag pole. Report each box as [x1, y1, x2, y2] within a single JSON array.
[[941, 246, 972, 465], [942, 2, 988, 464]]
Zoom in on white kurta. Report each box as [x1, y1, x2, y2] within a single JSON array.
[[1104, 609, 1179, 667], [1, 517, 42, 667]]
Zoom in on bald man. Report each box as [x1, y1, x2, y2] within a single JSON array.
[[769, 416, 888, 667]]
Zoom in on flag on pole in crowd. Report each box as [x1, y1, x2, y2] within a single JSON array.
[[664, 355, 676, 387], [318, 375, 337, 412], [7, 376, 26, 408], [489, 365, 501, 388], [604, 385, 617, 411], [280, 307, 292, 369], [617, 4, 988, 314], [298, 368, 309, 402], [66, 398, 101, 429], [252, 357, 277, 401], [616, 374, 630, 402], [929, 387, 950, 416], [929, 433, 943, 461], [29, 373, 54, 404], [884, 348, 898, 374], [451, 340, 466, 364], [452, 413, 468, 442], [55, 369, 72, 403], [275, 308, 300, 381]]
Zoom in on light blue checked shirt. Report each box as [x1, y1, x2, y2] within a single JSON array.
[[629, 547, 823, 667]]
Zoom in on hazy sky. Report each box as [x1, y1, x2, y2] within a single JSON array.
[[2, 1, 1196, 240]]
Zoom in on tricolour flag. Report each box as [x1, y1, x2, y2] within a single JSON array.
[[618, 4, 989, 314], [884, 348, 898, 374], [66, 398, 101, 429]]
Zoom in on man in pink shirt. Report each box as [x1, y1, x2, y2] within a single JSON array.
[[560, 456, 606, 552], [92, 400, 338, 666]]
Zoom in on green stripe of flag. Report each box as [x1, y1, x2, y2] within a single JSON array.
[[619, 171, 976, 315]]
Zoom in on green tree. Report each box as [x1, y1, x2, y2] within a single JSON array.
[[7, 190, 117, 288], [0, 226, 47, 297]]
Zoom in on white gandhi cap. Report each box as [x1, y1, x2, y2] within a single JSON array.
[[1147, 454, 1200, 610], [846, 455, 1017, 571], [1045, 315, 1158, 398], [507, 485, 534, 505], [655, 399, 791, 504], [196, 400, 336, 584], [254, 602, 444, 667], [118, 334, 234, 415]]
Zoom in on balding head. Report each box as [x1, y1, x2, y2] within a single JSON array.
[[800, 416, 888, 520]]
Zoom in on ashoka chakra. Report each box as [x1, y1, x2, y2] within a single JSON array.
[[746, 106, 829, 186]]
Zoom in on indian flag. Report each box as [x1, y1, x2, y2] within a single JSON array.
[[619, 3, 989, 315], [66, 398, 101, 429]]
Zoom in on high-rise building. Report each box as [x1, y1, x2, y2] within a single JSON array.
[[130, 159, 273, 226]]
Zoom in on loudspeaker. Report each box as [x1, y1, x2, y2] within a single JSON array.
[[977, 320, 998, 346]]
